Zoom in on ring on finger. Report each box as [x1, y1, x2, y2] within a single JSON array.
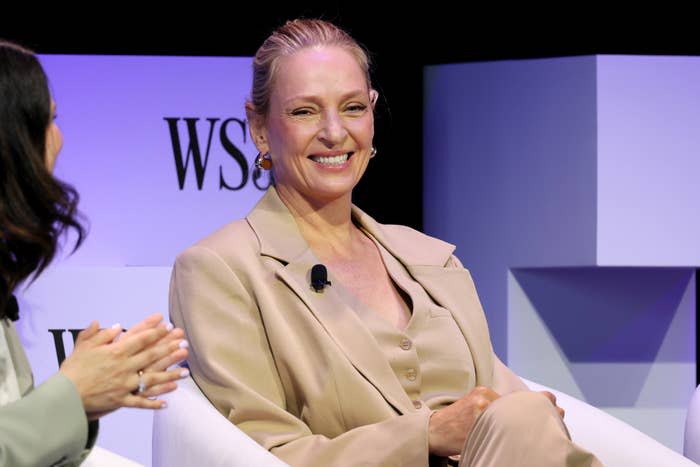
[[137, 370, 146, 394]]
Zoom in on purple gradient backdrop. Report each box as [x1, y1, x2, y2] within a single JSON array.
[[424, 55, 698, 450], [40, 55, 263, 267], [424, 57, 598, 356], [19, 55, 262, 465], [597, 56, 700, 266]]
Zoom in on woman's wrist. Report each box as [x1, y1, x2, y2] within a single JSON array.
[[428, 408, 448, 456]]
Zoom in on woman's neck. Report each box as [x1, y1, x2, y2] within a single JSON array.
[[276, 185, 363, 260]]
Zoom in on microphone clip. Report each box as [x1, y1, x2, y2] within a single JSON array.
[[311, 264, 332, 293]]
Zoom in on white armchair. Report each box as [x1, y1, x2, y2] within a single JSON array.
[[685, 385, 700, 463], [82, 446, 144, 467], [153, 376, 697, 466], [152, 376, 288, 467], [522, 378, 697, 467]]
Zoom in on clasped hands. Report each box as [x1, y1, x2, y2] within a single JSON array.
[[428, 386, 565, 457], [59, 313, 188, 421]]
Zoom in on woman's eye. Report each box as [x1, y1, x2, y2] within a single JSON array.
[[290, 108, 313, 116], [346, 104, 367, 113]]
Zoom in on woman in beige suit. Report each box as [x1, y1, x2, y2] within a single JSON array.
[[0, 41, 190, 466], [170, 19, 602, 466]]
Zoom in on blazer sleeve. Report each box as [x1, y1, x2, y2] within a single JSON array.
[[169, 245, 433, 467], [0, 372, 96, 467]]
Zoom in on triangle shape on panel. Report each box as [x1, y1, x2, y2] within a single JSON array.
[[654, 272, 695, 362], [567, 363, 653, 407], [507, 271, 583, 398], [512, 268, 688, 363]]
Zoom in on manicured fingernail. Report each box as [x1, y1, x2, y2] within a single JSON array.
[[179, 340, 189, 349], [160, 401, 168, 409], [165, 322, 174, 331], [111, 323, 121, 329], [180, 368, 190, 378]]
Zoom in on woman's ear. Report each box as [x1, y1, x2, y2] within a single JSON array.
[[245, 103, 269, 154], [369, 89, 379, 110]]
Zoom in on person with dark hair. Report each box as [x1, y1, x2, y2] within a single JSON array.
[[170, 19, 603, 466], [0, 41, 190, 467]]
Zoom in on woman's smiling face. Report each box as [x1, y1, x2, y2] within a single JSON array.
[[256, 45, 377, 205]]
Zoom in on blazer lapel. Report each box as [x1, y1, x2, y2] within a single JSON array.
[[3, 320, 34, 396], [353, 205, 495, 387], [247, 188, 415, 414]]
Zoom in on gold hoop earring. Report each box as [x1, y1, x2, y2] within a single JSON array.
[[254, 152, 272, 170]]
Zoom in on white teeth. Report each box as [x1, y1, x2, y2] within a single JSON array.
[[313, 153, 350, 165]]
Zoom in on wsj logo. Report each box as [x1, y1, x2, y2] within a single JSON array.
[[164, 117, 270, 191], [48, 329, 86, 367]]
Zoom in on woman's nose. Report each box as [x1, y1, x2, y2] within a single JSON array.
[[317, 111, 348, 146]]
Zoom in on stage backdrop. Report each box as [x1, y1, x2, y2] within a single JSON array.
[[424, 55, 698, 452], [15, 54, 265, 465], [17, 53, 695, 463]]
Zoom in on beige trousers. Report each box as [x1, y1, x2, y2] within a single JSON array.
[[459, 391, 604, 467]]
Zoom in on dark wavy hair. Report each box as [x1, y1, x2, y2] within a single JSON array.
[[0, 41, 85, 319]]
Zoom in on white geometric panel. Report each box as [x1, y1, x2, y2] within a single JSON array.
[[507, 269, 696, 454], [636, 363, 696, 408], [507, 271, 583, 399]]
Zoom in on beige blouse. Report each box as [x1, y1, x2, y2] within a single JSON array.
[[334, 233, 476, 410]]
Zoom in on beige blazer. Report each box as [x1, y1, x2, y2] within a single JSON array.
[[0, 319, 94, 467], [169, 187, 495, 467]]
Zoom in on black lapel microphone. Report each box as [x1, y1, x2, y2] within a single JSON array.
[[311, 264, 332, 292]]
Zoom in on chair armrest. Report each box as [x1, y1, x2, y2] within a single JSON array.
[[523, 378, 697, 466], [154, 375, 698, 466], [152, 376, 289, 467], [684, 384, 700, 463], [82, 446, 143, 467]]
